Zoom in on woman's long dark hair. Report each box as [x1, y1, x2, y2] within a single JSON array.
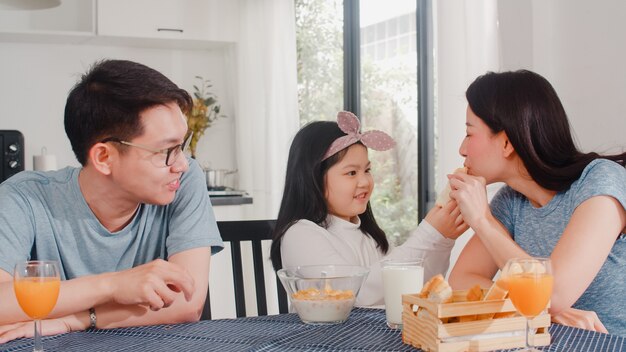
[[466, 70, 625, 191], [270, 121, 389, 270]]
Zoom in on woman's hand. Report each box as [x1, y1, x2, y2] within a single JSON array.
[[448, 173, 491, 230], [0, 318, 71, 344], [551, 307, 608, 334], [425, 200, 469, 240]]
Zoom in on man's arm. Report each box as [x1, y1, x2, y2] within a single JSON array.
[[90, 247, 210, 328], [0, 247, 209, 327]]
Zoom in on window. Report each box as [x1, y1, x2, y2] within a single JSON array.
[[295, 0, 344, 124], [295, 0, 427, 245]]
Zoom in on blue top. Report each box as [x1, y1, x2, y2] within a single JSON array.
[[0, 158, 223, 280], [490, 158, 626, 336]]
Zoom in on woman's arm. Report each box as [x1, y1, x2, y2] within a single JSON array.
[[450, 171, 625, 314], [551, 307, 608, 333], [448, 234, 499, 289], [548, 196, 625, 314]]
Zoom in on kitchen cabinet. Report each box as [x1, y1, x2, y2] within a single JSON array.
[[213, 203, 254, 221], [96, 0, 238, 48], [0, 0, 238, 48], [0, 0, 95, 44]]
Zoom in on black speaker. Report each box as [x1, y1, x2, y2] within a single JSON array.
[[0, 130, 25, 183]]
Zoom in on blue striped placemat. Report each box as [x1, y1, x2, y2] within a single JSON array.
[[1, 308, 623, 351]]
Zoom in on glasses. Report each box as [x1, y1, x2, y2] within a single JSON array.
[[101, 132, 193, 167]]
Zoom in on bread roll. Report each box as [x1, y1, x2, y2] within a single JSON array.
[[418, 274, 443, 298], [459, 284, 484, 322], [435, 167, 468, 206], [427, 276, 453, 304], [477, 280, 509, 320], [466, 284, 484, 302]]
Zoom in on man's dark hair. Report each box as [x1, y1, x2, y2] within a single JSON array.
[[64, 59, 192, 165]]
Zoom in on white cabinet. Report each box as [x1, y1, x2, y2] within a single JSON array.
[[213, 204, 254, 221], [96, 0, 238, 47], [0, 0, 238, 48], [0, 0, 95, 43]]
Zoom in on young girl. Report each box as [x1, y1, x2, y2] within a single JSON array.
[[269, 111, 468, 306], [447, 70, 626, 336]]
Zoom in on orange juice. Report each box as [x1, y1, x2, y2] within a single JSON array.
[[506, 273, 553, 317], [14, 277, 61, 319]]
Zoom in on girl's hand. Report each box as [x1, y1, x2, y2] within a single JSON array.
[[0, 318, 71, 344], [551, 307, 608, 334], [425, 200, 469, 240], [448, 173, 491, 230]]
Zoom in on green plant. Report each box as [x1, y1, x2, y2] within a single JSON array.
[[186, 76, 225, 158]]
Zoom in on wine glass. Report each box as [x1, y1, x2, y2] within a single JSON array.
[[13, 261, 61, 352], [502, 257, 553, 352]]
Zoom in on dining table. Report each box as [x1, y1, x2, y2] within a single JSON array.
[[1, 308, 623, 351]]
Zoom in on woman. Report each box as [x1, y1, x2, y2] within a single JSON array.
[[448, 70, 626, 336]]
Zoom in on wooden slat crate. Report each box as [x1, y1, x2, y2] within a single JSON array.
[[401, 290, 550, 352]]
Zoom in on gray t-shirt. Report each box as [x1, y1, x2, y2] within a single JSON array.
[[490, 158, 626, 336], [0, 158, 223, 280]]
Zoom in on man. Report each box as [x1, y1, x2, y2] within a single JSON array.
[[0, 60, 223, 342]]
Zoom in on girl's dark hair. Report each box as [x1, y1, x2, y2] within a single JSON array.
[[270, 121, 389, 270], [64, 59, 192, 165], [466, 70, 625, 191]]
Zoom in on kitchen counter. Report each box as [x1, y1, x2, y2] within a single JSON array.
[[209, 195, 253, 206]]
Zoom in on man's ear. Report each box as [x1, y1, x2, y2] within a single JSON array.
[[500, 132, 515, 158], [88, 143, 114, 175]]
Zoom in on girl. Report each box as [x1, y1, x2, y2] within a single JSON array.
[[448, 70, 626, 336], [270, 111, 468, 306]]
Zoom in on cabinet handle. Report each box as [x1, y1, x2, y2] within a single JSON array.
[[157, 28, 184, 33]]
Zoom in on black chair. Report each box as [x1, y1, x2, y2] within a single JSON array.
[[201, 219, 289, 319]]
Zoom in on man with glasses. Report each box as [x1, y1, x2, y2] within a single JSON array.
[[0, 60, 223, 341]]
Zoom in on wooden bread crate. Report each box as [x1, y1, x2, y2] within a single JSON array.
[[401, 289, 550, 352]]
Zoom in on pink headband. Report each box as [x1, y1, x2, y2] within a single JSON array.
[[322, 111, 396, 161]]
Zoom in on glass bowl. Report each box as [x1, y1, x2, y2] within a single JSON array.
[[277, 264, 369, 325]]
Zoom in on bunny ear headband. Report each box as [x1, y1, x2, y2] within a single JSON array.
[[322, 111, 396, 161]]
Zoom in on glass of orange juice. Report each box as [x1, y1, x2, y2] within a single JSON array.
[[13, 261, 61, 352], [502, 257, 553, 352]]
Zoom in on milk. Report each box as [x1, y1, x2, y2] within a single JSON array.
[[381, 262, 424, 328], [292, 297, 355, 324]]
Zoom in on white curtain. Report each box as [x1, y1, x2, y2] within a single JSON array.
[[434, 0, 502, 277], [228, 0, 300, 220], [462, 0, 501, 80]]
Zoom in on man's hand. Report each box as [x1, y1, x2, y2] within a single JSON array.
[[0, 319, 71, 344], [108, 259, 195, 311], [551, 307, 608, 334], [425, 200, 469, 240]]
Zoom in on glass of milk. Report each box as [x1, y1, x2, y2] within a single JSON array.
[[381, 258, 424, 329]]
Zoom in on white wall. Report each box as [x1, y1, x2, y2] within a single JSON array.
[[435, 0, 626, 277], [0, 42, 236, 174], [531, 0, 626, 155]]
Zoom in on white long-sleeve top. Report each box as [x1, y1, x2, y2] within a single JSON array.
[[280, 215, 455, 306]]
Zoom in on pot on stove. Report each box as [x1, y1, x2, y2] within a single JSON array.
[[203, 168, 237, 189]]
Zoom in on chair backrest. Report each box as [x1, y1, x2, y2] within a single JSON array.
[[201, 219, 288, 319]]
